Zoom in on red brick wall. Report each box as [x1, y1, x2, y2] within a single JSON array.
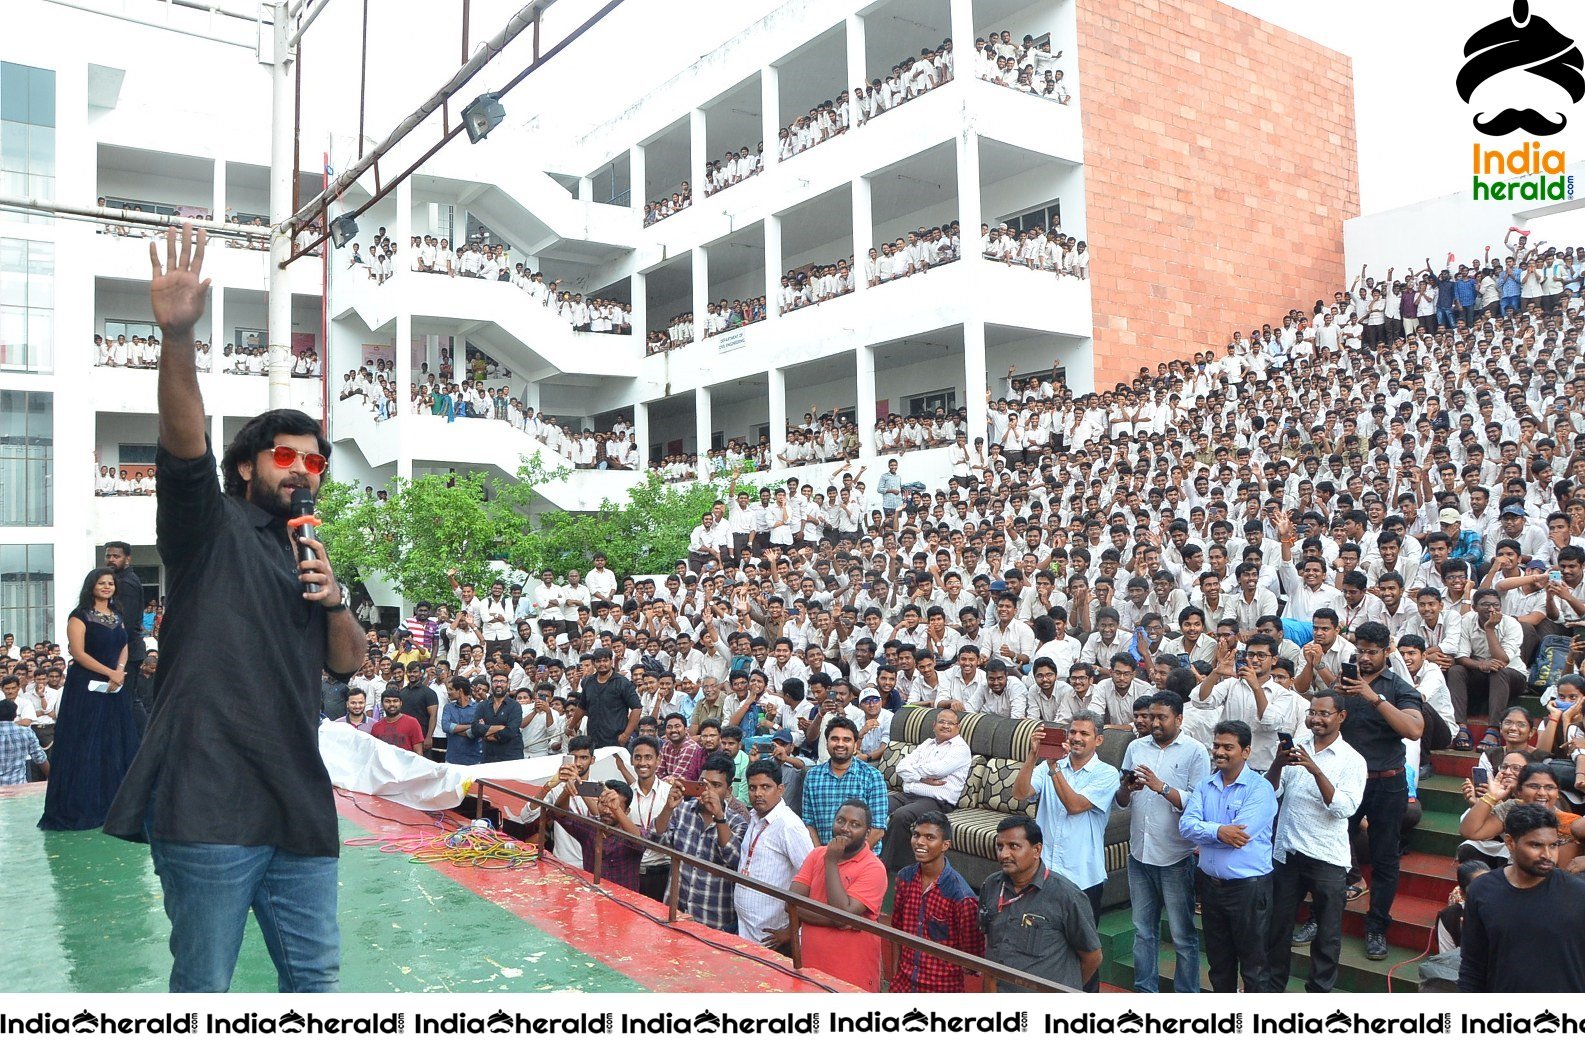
[[1076, 0, 1358, 387]]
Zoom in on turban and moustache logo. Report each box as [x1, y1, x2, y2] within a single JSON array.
[[1458, 0, 1584, 135]]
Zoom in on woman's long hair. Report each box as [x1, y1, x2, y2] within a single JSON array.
[[76, 568, 118, 614]]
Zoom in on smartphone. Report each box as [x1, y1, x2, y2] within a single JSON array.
[[576, 781, 606, 799], [679, 780, 706, 799], [1551, 569, 1564, 584], [1470, 766, 1490, 791], [1340, 661, 1359, 682], [1035, 723, 1068, 760], [1278, 732, 1294, 753], [1234, 651, 1247, 672]]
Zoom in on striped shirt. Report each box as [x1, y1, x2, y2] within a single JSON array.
[[652, 796, 750, 932], [799, 759, 890, 853]]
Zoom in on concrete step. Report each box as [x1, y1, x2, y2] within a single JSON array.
[[1417, 773, 1472, 815], [1404, 807, 1466, 857], [1397, 851, 1459, 900], [1342, 888, 1441, 952], [1097, 905, 1427, 993]]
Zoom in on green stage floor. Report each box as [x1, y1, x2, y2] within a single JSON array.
[[1, 790, 641, 993]]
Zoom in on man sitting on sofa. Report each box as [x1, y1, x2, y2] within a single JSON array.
[[880, 709, 973, 872]]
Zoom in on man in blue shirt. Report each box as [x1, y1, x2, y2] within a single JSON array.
[[1014, 710, 1119, 991], [799, 717, 888, 853], [1179, 719, 1278, 993], [439, 678, 482, 765]]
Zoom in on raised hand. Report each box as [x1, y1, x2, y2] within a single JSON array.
[[148, 224, 210, 335]]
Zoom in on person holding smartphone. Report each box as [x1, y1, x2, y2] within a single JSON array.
[[1263, 693, 1366, 992], [1333, 621, 1425, 961]]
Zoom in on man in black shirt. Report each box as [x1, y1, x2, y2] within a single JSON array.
[[103, 540, 146, 666], [1334, 622, 1424, 962], [580, 647, 641, 749], [476, 673, 524, 762], [1459, 803, 1585, 991], [105, 226, 365, 993], [393, 663, 440, 748]]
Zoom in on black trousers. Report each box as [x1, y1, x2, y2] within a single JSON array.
[[640, 863, 671, 903], [881, 792, 954, 872], [1266, 852, 1347, 992], [1082, 881, 1103, 993], [1197, 871, 1272, 993], [1347, 774, 1407, 936]]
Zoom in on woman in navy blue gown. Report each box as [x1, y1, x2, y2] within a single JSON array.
[[39, 568, 140, 831]]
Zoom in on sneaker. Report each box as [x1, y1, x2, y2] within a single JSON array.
[[1364, 932, 1388, 960], [1291, 922, 1318, 946]]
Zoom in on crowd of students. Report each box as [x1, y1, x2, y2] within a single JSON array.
[[640, 27, 1071, 227]]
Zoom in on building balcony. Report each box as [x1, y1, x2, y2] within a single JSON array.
[[332, 269, 643, 380], [84, 229, 326, 297], [643, 256, 1093, 391], [87, 364, 324, 419], [331, 403, 640, 512], [90, 492, 157, 547]]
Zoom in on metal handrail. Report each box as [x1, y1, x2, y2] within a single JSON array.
[[472, 777, 1077, 993]]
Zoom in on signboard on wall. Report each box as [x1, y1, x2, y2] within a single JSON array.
[[717, 329, 748, 354]]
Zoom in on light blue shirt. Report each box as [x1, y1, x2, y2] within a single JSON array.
[[1034, 754, 1121, 890], [1179, 764, 1278, 880], [1120, 734, 1211, 866]]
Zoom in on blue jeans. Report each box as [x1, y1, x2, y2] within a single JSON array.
[[1435, 306, 1457, 330], [1501, 294, 1520, 316], [150, 838, 340, 992], [1127, 855, 1200, 992]]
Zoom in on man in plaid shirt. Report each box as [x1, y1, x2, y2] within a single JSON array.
[[651, 753, 749, 931], [889, 810, 985, 991], [799, 717, 889, 853], [1, 698, 48, 784]]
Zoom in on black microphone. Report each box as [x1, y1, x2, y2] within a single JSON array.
[[290, 487, 321, 595]]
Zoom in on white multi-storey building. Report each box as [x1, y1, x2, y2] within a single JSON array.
[[5, 0, 1099, 640]]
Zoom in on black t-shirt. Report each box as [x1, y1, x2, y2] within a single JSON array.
[[104, 442, 341, 857], [397, 682, 438, 730], [114, 566, 147, 663], [1338, 669, 1423, 773], [1459, 868, 1585, 992], [478, 696, 524, 762], [580, 672, 641, 748]]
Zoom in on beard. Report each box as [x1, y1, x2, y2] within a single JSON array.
[[248, 475, 305, 519]]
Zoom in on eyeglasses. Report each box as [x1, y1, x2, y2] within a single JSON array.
[[272, 446, 327, 474]]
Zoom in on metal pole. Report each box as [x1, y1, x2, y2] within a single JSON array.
[[268, 1, 296, 409], [286, 0, 336, 49], [0, 194, 264, 239]]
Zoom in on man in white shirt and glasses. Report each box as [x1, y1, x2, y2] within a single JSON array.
[[1262, 692, 1366, 992]]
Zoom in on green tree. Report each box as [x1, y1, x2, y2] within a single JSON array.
[[317, 464, 744, 606]]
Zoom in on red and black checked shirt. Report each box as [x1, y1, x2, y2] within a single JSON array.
[[889, 861, 986, 992]]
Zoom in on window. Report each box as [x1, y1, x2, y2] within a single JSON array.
[[0, 390, 52, 525], [103, 318, 158, 342], [234, 328, 266, 350], [0, 238, 53, 373], [0, 543, 54, 647], [1009, 366, 1066, 389], [907, 389, 958, 417], [100, 194, 184, 219], [118, 443, 158, 464], [1, 63, 55, 226], [998, 198, 1062, 236]]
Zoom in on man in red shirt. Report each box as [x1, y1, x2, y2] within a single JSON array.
[[787, 799, 888, 991], [371, 692, 426, 756], [889, 810, 985, 991]]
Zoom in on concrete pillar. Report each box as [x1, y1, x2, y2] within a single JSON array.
[[956, 130, 983, 261], [852, 176, 873, 295], [856, 343, 876, 458], [764, 213, 783, 318], [522, 379, 541, 410], [950, 0, 978, 58], [634, 400, 650, 470], [846, 13, 867, 105], [578, 175, 594, 203], [631, 143, 646, 212], [689, 108, 707, 201], [761, 65, 780, 167], [212, 158, 227, 222], [768, 367, 787, 462], [208, 283, 225, 373], [692, 247, 709, 343], [964, 320, 989, 447], [630, 269, 648, 343], [396, 308, 412, 478], [695, 385, 713, 457]]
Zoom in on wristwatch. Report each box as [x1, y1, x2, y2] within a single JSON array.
[[325, 583, 351, 612], [712, 817, 728, 825]]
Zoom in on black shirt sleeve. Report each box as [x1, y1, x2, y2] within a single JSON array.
[[154, 441, 227, 562], [1458, 891, 1489, 991]]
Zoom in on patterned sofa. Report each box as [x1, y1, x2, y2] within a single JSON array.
[[875, 705, 1134, 907]]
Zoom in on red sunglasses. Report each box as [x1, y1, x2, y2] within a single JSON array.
[[272, 445, 327, 475]]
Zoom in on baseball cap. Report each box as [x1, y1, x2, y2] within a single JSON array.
[[1499, 504, 1527, 519], [770, 729, 794, 745], [1438, 507, 1461, 525], [1525, 558, 1549, 571]]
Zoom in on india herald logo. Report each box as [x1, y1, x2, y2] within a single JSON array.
[[1458, 0, 1585, 135]]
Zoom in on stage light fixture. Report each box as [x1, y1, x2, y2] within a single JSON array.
[[328, 213, 359, 248], [462, 92, 506, 143]]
